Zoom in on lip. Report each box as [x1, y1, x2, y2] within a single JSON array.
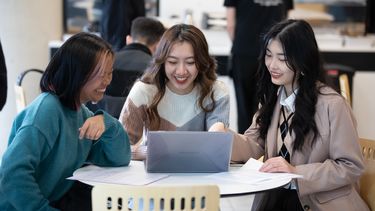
[[269, 71, 282, 79]]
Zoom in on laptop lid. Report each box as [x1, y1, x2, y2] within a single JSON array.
[[146, 131, 233, 173]]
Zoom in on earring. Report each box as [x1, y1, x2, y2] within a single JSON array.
[[301, 72, 305, 76]]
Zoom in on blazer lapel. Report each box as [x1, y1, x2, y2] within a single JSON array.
[[266, 99, 282, 160]]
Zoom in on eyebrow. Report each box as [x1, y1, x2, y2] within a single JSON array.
[[167, 56, 195, 60], [266, 48, 285, 56]]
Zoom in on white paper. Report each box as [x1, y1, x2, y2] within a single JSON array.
[[240, 158, 264, 171], [67, 161, 168, 186], [208, 158, 302, 186]]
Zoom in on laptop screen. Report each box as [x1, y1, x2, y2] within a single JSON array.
[[146, 131, 233, 173]]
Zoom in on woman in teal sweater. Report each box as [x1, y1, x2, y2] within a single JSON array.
[[0, 33, 131, 211]]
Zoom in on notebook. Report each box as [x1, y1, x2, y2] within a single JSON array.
[[146, 131, 233, 173]]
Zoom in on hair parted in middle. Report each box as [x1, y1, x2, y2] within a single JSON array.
[[256, 19, 328, 151], [141, 24, 217, 129]]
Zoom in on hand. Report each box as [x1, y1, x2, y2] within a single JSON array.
[[131, 145, 147, 161], [259, 156, 296, 173], [208, 122, 226, 132], [79, 115, 105, 140]]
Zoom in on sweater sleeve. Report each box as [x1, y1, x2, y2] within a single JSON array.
[[206, 81, 230, 129], [87, 110, 131, 167], [119, 81, 151, 145], [0, 126, 58, 211], [295, 97, 365, 196]]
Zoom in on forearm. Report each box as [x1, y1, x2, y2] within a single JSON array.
[[90, 112, 131, 166], [226, 7, 236, 41], [230, 130, 264, 163]]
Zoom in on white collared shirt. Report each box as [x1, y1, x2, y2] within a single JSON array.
[[278, 86, 299, 190], [279, 86, 298, 113]]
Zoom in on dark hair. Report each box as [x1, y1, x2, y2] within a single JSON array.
[[0, 40, 7, 111], [40, 32, 113, 110], [141, 24, 217, 129], [130, 17, 165, 47], [256, 19, 327, 151]]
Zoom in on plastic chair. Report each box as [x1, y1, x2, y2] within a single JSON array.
[[359, 138, 375, 211], [14, 69, 43, 113], [91, 184, 220, 211]]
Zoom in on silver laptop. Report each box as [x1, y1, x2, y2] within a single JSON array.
[[146, 131, 233, 173]]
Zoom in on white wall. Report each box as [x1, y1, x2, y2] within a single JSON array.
[[0, 0, 62, 159], [353, 72, 375, 139], [159, 0, 225, 27]]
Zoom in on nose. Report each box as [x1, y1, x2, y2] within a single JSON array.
[[176, 63, 187, 75], [268, 58, 278, 70]]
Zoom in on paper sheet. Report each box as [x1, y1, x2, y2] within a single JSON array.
[[67, 162, 168, 186], [208, 158, 302, 186]]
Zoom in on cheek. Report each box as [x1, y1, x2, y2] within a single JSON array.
[[264, 58, 271, 68], [164, 64, 173, 74], [188, 65, 198, 76]]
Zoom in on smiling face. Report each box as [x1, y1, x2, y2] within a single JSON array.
[[80, 52, 114, 104], [265, 39, 298, 96], [165, 41, 198, 95]]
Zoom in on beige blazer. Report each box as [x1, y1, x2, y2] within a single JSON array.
[[231, 86, 369, 211]]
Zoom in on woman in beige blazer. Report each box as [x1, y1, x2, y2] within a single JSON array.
[[229, 19, 369, 211]]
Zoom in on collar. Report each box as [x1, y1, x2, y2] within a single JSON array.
[[121, 43, 152, 56], [278, 86, 298, 113]]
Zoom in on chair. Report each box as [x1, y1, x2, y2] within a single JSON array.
[[324, 63, 355, 106], [14, 68, 43, 113], [91, 184, 220, 211], [339, 73, 351, 105], [359, 138, 375, 210]]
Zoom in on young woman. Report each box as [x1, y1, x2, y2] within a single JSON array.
[[0, 32, 131, 211], [229, 19, 369, 211], [119, 24, 230, 146]]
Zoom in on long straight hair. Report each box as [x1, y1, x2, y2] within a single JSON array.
[[256, 19, 327, 151]]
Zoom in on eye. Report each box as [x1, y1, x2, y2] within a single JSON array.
[[167, 60, 177, 65], [186, 60, 195, 65], [278, 56, 287, 62]]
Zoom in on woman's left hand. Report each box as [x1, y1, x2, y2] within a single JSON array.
[[79, 115, 105, 140], [259, 156, 296, 173]]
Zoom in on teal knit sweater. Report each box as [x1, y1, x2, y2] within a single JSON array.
[[0, 93, 131, 211]]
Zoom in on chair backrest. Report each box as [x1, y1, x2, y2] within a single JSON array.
[[324, 63, 355, 106], [106, 69, 143, 97], [359, 138, 375, 211], [92, 184, 220, 211], [14, 69, 44, 113], [339, 73, 351, 105]]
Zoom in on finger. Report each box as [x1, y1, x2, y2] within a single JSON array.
[[94, 129, 102, 140], [259, 162, 274, 172], [79, 122, 90, 139]]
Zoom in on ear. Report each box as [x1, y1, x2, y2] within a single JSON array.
[[126, 35, 133, 44]]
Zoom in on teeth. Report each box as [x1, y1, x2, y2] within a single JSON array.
[[175, 76, 187, 81], [97, 89, 106, 93]]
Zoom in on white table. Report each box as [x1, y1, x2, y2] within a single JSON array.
[[74, 161, 291, 210], [74, 161, 291, 197]]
